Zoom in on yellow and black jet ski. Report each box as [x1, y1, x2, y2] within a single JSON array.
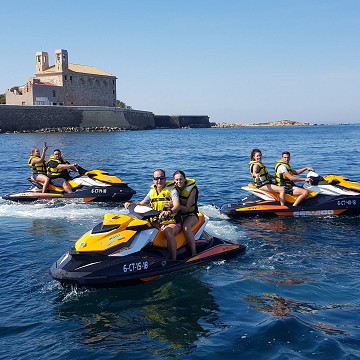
[[220, 172, 360, 218], [2, 166, 136, 203], [50, 205, 246, 287]]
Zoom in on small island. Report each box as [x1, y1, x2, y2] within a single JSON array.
[[212, 120, 312, 128]]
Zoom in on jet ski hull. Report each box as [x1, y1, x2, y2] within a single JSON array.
[[2, 168, 136, 203], [2, 185, 136, 203], [221, 194, 360, 218], [50, 231, 245, 287]]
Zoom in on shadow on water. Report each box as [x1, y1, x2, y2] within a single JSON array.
[[244, 293, 352, 336], [222, 214, 360, 344], [51, 273, 220, 357]]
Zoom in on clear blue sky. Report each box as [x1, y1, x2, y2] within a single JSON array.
[[1, 0, 359, 124]]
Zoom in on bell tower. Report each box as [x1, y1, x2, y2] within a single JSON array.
[[35, 51, 49, 74], [55, 49, 68, 72]]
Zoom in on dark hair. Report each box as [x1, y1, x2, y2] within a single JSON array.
[[153, 168, 165, 177], [54, 149, 61, 153], [282, 151, 290, 156], [173, 170, 186, 179], [250, 148, 262, 161]]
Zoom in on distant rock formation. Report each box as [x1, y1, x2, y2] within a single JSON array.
[[212, 120, 312, 128]]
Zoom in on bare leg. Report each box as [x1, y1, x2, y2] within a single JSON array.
[[261, 184, 286, 206], [292, 187, 309, 206], [183, 216, 197, 256], [35, 174, 50, 193], [40, 176, 50, 193], [62, 181, 73, 194], [163, 224, 180, 260]]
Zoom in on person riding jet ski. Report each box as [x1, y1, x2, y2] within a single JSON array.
[[47, 149, 80, 193], [274, 151, 314, 206], [249, 148, 286, 206], [125, 168, 182, 260], [28, 144, 50, 193]]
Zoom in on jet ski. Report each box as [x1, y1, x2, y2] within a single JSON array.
[[220, 172, 360, 218], [2, 166, 136, 203], [50, 205, 246, 287]]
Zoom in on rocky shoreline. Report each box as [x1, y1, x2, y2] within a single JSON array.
[[2, 120, 321, 134], [212, 120, 312, 128], [3, 126, 130, 134]]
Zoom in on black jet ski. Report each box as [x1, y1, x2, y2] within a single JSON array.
[[220, 172, 360, 218], [3, 166, 136, 203], [50, 205, 246, 287]]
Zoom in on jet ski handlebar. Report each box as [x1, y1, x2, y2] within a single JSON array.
[[127, 204, 161, 220], [305, 171, 326, 187]]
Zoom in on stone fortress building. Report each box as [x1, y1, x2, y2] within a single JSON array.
[[1, 49, 210, 132], [6, 49, 117, 107]]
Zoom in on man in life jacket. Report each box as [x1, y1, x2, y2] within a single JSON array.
[[274, 151, 314, 206], [28, 144, 50, 193], [124, 169, 181, 260], [47, 149, 79, 193]]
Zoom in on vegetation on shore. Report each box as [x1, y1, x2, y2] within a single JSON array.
[[116, 100, 132, 109]]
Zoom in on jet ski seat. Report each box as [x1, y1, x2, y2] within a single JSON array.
[[247, 183, 317, 204], [152, 212, 206, 249]]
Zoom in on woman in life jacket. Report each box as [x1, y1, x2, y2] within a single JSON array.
[[171, 170, 198, 257], [124, 169, 181, 260], [28, 144, 50, 193], [249, 149, 286, 206]]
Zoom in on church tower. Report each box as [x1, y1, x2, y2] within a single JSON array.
[[55, 49, 68, 72], [35, 51, 49, 74]]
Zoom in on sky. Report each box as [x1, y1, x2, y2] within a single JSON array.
[[1, 0, 359, 124]]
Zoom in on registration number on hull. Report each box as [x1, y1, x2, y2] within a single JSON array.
[[123, 261, 149, 273]]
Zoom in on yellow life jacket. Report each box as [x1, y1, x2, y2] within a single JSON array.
[[274, 161, 294, 187], [47, 155, 68, 177], [149, 182, 181, 225], [249, 161, 272, 187], [28, 155, 46, 175], [167, 178, 198, 216]]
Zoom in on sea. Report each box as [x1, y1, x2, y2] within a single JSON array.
[[0, 125, 360, 360]]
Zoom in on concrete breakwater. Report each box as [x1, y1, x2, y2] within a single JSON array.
[[0, 105, 210, 133]]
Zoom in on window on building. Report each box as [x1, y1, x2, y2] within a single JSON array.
[[70, 76, 72, 82], [53, 90, 56, 97], [64, 75, 67, 80]]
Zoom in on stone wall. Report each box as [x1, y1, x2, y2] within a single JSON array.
[[154, 115, 210, 128], [0, 105, 82, 132], [0, 105, 210, 132], [80, 107, 155, 130], [0, 105, 154, 132]]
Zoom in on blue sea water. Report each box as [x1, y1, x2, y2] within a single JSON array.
[[0, 125, 360, 359]]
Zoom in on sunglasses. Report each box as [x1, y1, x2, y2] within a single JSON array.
[[153, 176, 165, 181]]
